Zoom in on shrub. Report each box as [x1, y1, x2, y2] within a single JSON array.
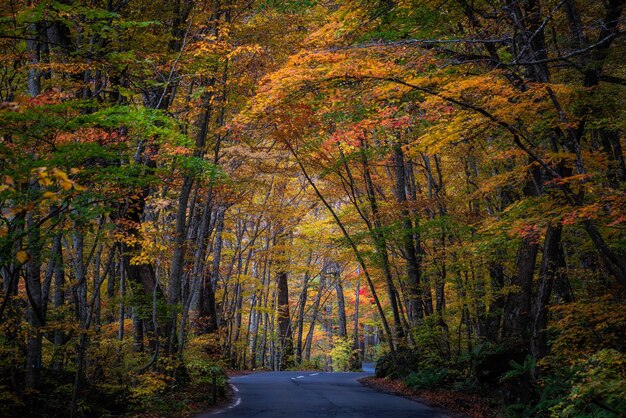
[[129, 371, 173, 411], [404, 367, 448, 390], [375, 346, 420, 378], [550, 349, 626, 417], [330, 337, 360, 371]]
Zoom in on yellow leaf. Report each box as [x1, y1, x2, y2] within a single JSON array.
[[39, 178, 53, 187], [60, 180, 73, 190], [42, 191, 56, 199], [16, 250, 28, 264], [51, 168, 70, 182]]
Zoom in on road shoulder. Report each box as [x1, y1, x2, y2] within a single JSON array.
[[359, 376, 500, 418]]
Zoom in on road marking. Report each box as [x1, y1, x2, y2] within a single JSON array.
[[211, 384, 241, 415], [296, 375, 304, 378], [231, 396, 242, 408], [310, 373, 319, 376]]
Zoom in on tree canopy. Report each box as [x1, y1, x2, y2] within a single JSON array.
[[1, 0, 624, 416]]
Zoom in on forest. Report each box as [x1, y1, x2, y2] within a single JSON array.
[[0, 0, 624, 417]]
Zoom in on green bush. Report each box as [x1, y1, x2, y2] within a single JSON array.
[[330, 337, 360, 371], [404, 367, 448, 390], [375, 347, 421, 378], [293, 358, 323, 371], [549, 349, 626, 417]]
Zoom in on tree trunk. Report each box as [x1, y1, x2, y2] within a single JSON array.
[[295, 254, 312, 364], [531, 223, 566, 361], [118, 257, 126, 342], [393, 142, 423, 325], [484, 261, 505, 342], [133, 308, 144, 352], [349, 281, 362, 370], [361, 143, 404, 341], [25, 212, 44, 390], [503, 165, 542, 342], [52, 233, 65, 370], [304, 275, 326, 361], [335, 276, 347, 338], [167, 175, 194, 353], [251, 234, 271, 368], [503, 237, 539, 342], [276, 270, 293, 369]]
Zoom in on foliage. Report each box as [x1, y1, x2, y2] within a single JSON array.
[[548, 300, 626, 364], [329, 337, 359, 372], [0, 0, 624, 416], [129, 372, 174, 411], [550, 349, 626, 417], [500, 355, 536, 383], [404, 367, 448, 390]]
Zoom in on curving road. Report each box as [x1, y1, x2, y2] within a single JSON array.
[[198, 364, 449, 418]]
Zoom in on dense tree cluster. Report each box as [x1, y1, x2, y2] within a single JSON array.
[[1, 0, 624, 416]]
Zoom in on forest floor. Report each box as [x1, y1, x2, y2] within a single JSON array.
[[359, 376, 502, 418]]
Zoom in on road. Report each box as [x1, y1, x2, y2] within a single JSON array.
[[199, 364, 449, 418]]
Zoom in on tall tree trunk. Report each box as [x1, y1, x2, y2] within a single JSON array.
[[531, 223, 566, 361], [190, 194, 217, 332], [295, 254, 312, 364], [503, 165, 542, 342], [335, 276, 347, 338], [26, 23, 42, 97], [423, 154, 451, 355], [407, 159, 432, 315], [503, 237, 539, 342], [251, 234, 271, 368], [52, 233, 65, 370], [25, 213, 43, 390], [73, 231, 88, 325], [393, 142, 423, 324], [276, 270, 293, 370], [304, 275, 326, 361], [167, 175, 194, 353], [118, 255, 126, 342], [484, 260, 505, 342], [584, 222, 626, 294], [349, 280, 362, 370], [361, 143, 404, 341]]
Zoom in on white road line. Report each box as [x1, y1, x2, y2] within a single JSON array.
[[296, 375, 304, 378], [310, 373, 319, 376], [212, 384, 241, 415], [230, 396, 242, 408]]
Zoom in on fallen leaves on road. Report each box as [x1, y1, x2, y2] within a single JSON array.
[[359, 377, 501, 418]]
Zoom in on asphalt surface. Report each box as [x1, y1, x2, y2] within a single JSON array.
[[198, 363, 449, 418]]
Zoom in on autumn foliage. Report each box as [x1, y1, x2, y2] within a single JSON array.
[[1, 0, 625, 417]]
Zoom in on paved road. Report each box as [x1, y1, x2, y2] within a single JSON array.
[[199, 365, 448, 418]]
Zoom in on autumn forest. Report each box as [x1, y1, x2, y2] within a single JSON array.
[[0, 0, 624, 416]]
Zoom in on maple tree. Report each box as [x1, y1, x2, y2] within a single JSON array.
[[0, 0, 624, 417]]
